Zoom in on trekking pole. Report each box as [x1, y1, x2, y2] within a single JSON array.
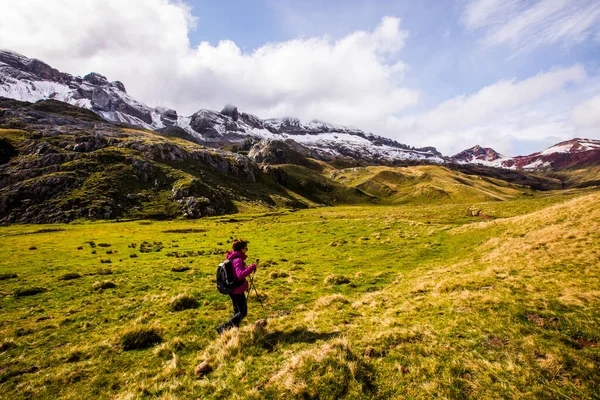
[[248, 271, 265, 308]]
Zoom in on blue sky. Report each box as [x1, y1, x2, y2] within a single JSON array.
[[186, 0, 599, 111], [2, 0, 600, 155]]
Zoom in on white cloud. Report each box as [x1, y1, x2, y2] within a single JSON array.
[[385, 66, 588, 155], [462, 0, 600, 53], [0, 0, 415, 129], [572, 95, 600, 136]]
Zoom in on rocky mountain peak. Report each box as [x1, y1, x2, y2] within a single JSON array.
[[451, 145, 503, 163], [83, 72, 109, 86], [220, 104, 239, 121]]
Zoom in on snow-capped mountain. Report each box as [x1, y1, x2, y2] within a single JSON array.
[[450, 145, 505, 167], [0, 50, 175, 129], [0, 49, 443, 164], [452, 139, 600, 171]]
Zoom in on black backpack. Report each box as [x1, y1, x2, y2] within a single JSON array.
[[216, 255, 243, 294]]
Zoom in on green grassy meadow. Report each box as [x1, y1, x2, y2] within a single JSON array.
[[1, 188, 599, 399]]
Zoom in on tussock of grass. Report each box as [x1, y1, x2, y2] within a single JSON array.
[[323, 274, 351, 285], [121, 326, 163, 351], [260, 259, 278, 268], [315, 294, 350, 309], [14, 287, 47, 297], [64, 347, 89, 363], [168, 294, 199, 311], [194, 361, 213, 378], [170, 266, 190, 272], [1, 339, 17, 351], [59, 272, 81, 281], [153, 338, 185, 359], [264, 338, 376, 399], [269, 271, 289, 279], [0, 273, 17, 280], [93, 281, 116, 290], [199, 319, 269, 368], [97, 268, 113, 275]]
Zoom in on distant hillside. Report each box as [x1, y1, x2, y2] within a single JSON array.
[[0, 97, 578, 224]]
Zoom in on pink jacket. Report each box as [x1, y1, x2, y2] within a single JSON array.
[[227, 251, 257, 294]]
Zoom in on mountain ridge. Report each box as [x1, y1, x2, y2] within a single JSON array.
[[0, 49, 443, 165], [451, 138, 600, 171]]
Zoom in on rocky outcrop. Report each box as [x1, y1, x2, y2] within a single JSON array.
[[248, 139, 313, 167], [0, 98, 278, 224], [220, 104, 239, 121]]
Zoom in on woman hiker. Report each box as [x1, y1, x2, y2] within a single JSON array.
[[217, 239, 258, 334]]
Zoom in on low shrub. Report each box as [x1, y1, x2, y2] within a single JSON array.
[[121, 326, 163, 350]]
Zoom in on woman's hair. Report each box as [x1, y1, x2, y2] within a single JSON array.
[[232, 239, 249, 252]]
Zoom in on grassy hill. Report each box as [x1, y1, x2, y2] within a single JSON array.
[[0, 188, 598, 398], [329, 165, 536, 204]]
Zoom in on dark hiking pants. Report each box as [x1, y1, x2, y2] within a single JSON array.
[[221, 292, 247, 330]]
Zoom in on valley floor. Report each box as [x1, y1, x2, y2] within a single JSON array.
[[0, 188, 599, 399]]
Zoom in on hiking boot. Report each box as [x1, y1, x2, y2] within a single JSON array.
[[216, 326, 224, 335]]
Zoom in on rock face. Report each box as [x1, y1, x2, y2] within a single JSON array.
[[0, 97, 287, 224], [248, 139, 313, 167], [0, 50, 173, 129], [0, 50, 444, 165]]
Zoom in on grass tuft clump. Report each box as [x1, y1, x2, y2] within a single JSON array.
[[1, 339, 17, 351], [269, 271, 289, 279], [171, 266, 190, 272], [14, 287, 47, 297], [59, 272, 82, 281], [265, 338, 375, 399], [0, 273, 18, 280], [154, 338, 185, 358], [315, 294, 350, 309], [121, 326, 163, 351], [324, 274, 351, 285], [168, 293, 199, 311], [97, 268, 113, 275], [199, 319, 269, 367], [93, 281, 116, 290]]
